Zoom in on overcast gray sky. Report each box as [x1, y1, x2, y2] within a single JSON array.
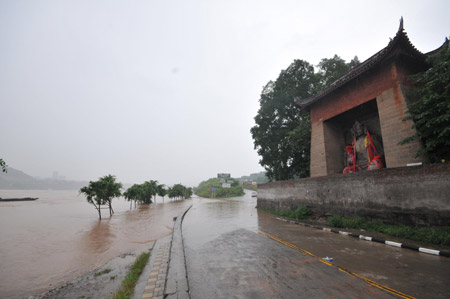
[[1, 0, 449, 186]]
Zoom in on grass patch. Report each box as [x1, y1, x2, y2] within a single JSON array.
[[259, 205, 312, 220], [94, 268, 112, 277], [113, 250, 151, 299], [327, 215, 450, 246]]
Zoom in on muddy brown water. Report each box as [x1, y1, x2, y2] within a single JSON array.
[[0, 190, 191, 298]]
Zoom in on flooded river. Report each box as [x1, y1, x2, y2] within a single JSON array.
[[0, 189, 191, 298]]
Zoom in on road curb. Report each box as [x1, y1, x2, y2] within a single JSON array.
[[276, 217, 450, 258], [165, 205, 193, 299]]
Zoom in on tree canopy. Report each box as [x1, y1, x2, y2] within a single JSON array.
[[251, 55, 358, 181], [402, 46, 450, 162], [0, 158, 7, 173], [79, 174, 122, 219]]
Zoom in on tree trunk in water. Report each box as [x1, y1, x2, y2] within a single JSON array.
[[108, 200, 113, 216], [98, 207, 102, 220]]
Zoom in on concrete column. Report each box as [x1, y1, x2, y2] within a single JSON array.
[[310, 120, 327, 177]]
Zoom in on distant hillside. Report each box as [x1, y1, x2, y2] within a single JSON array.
[[194, 177, 244, 198], [238, 171, 269, 184], [0, 167, 88, 190]]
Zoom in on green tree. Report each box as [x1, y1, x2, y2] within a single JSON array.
[[251, 56, 357, 181], [141, 181, 155, 204], [0, 158, 7, 173], [317, 55, 351, 87], [402, 46, 450, 162], [123, 184, 143, 209], [148, 180, 159, 203], [79, 174, 122, 219], [157, 184, 167, 201], [167, 184, 188, 200], [251, 60, 317, 181]]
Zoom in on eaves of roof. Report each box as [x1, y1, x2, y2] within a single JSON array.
[[294, 18, 441, 110]]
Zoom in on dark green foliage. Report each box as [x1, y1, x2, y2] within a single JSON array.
[[79, 174, 122, 219], [195, 178, 244, 198], [123, 184, 145, 207], [113, 250, 151, 299], [251, 55, 357, 181], [327, 215, 450, 246], [156, 184, 167, 198], [317, 55, 356, 87], [0, 158, 7, 173], [402, 46, 450, 162], [168, 183, 191, 199], [259, 205, 312, 220], [124, 181, 190, 205]]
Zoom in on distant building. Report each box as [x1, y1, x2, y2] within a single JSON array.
[[295, 19, 448, 177]]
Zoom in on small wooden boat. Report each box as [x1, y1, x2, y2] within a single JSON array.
[[0, 197, 38, 202]]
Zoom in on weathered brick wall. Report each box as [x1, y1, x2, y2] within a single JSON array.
[[310, 121, 327, 177], [257, 163, 450, 227], [376, 66, 424, 167]]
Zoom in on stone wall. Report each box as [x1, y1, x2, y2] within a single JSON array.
[[257, 163, 450, 227]]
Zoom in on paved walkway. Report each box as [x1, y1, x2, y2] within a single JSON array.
[[140, 241, 171, 299]]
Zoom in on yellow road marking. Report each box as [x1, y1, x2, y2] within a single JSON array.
[[258, 230, 416, 299]]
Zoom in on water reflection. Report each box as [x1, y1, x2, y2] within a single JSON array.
[[183, 192, 258, 250], [82, 220, 115, 254]]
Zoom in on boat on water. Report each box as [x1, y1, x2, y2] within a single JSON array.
[[0, 197, 38, 202]]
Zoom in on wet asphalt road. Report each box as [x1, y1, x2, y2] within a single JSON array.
[[182, 192, 450, 299]]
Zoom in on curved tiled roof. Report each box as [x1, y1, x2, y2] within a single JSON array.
[[294, 18, 442, 109]]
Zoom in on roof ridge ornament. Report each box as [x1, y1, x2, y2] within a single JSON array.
[[398, 16, 404, 33]]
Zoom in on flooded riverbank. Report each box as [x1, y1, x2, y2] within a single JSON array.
[[0, 189, 191, 298]]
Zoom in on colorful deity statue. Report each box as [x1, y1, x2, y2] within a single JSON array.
[[343, 121, 384, 173]]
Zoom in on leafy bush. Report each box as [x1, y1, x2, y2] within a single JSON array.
[[259, 205, 312, 220]]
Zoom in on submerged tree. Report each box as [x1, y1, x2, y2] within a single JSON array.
[[157, 184, 167, 202], [168, 184, 188, 201], [79, 174, 122, 219], [141, 181, 157, 204], [123, 184, 143, 209]]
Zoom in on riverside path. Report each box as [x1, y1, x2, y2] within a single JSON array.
[[182, 191, 450, 299]]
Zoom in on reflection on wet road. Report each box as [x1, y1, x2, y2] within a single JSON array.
[[183, 191, 394, 298]]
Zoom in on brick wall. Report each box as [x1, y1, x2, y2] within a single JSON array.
[[257, 163, 450, 227]]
